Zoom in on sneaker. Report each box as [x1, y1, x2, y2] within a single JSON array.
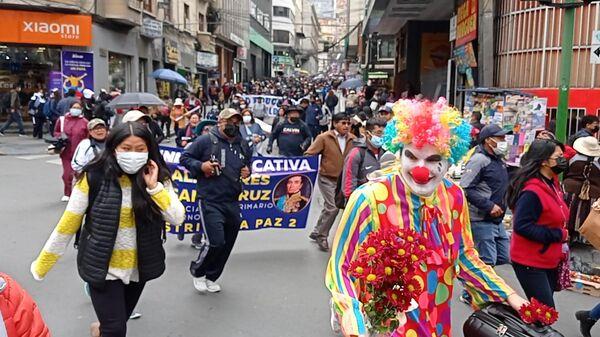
[[60, 195, 70, 202], [18, 133, 27, 137], [576, 310, 597, 337], [309, 232, 319, 241], [129, 312, 142, 319], [0, 132, 4, 136], [193, 276, 221, 293]]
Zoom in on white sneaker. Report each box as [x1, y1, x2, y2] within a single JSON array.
[[61, 195, 70, 202], [193, 276, 221, 293]]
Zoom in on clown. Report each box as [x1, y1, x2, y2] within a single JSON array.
[[326, 98, 527, 337]]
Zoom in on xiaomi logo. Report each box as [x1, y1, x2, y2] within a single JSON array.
[[23, 21, 80, 39], [0, 9, 91, 46]]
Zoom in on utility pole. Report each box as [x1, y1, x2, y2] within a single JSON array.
[[556, 0, 576, 143]]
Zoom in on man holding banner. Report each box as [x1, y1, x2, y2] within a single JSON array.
[[180, 108, 252, 293]]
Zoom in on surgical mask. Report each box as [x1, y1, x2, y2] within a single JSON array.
[[240, 104, 247, 109], [243, 116, 252, 124], [116, 151, 148, 174], [551, 157, 569, 175], [369, 134, 384, 148], [491, 139, 508, 157], [70, 108, 82, 117], [223, 123, 239, 137]]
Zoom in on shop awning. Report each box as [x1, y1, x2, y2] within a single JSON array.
[[250, 27, 274, 55], [363, 0, 452, 36]]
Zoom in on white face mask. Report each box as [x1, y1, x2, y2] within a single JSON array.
[[70, 108, 82, 117], [400, 144, 449, 197], [243, 116, 252, 124], [491, 139, 508, 157], [116, 151, 148, 174]]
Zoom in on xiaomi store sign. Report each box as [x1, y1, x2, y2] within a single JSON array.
[[0, 9, 92, 47]]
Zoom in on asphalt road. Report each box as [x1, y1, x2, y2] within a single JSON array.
[[0, 135, 597, 337]]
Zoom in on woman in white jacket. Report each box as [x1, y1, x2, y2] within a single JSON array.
[[71, 119, 108, 174]]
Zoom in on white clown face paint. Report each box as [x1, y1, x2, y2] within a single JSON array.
[[400, 143, 449, 197]]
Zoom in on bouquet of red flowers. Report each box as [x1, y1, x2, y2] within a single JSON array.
[[349, 226, 431, 334], [518, 298, 559, 326]]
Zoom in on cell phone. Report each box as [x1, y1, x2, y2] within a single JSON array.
[[210, 154, 221, 176]]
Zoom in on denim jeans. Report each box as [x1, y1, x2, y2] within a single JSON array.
[[512, 262, 558, 308], [470, 221, 510, 266], [591, 303, 600, 320], [0, 111, 25, 134]]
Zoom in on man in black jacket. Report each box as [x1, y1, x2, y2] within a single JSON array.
[[267, 106, 312, 156], [180, 108, 251, 293]]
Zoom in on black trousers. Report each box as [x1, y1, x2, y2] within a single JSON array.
[[512, 262, 558, 308], [89, 280, 146, 337], [33, 114, 45, 139], [190, 200, 241, 281]]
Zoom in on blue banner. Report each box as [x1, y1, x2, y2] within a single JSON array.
[[159, 146, 319, 235]]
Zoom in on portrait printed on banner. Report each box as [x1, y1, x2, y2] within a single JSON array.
[[273, 174, 312, 213]]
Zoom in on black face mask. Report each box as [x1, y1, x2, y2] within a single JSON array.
[[551, 157, 569, 174], [592, 126, 600, 133], [289, 117, 299, 123], [223, 123, 238, 138]]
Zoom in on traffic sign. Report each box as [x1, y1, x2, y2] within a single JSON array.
[[591, 45, 600, 64]]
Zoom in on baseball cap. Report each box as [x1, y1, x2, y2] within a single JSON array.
[[218, 108, 241, 120], [378, 105, 392, 113], [285, 106, 303, 114], [122, 110, 151, 123], [478, 124, 510, 142], [83, 88, 95, 99], [87, 118, 106, 130]]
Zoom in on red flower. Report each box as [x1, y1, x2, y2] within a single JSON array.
[[518, 298, 559, 326]]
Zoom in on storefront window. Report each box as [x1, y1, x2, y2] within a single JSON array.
[[109, 52, 131, 93], [0, 45, 62, 96]]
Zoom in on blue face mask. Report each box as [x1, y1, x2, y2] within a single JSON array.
[[370, 134, 384, 148]]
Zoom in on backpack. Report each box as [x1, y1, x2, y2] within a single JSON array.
[[334, 147, 367, 209]]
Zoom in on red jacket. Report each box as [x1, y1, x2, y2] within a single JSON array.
[[54, 114, 89, 160], [510, 178, 569, 269], [0, 273, 50, 337]]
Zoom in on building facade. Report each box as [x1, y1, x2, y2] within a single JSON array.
[[210, 0, 249, 84], [295, 0, 320, 74], [495, 1, 600, 133], [272, 0, 298, 75], [249, 0, 274, 80]]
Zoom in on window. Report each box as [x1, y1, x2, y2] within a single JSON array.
[[143, 0, 152, 12], [378, 39, 395, 59], [273, 30, 290, 44], [109, 52, 131, 93], [163, 1, 171, 21], [250, 1, 257, 18], [139, 58, 147, 92], [184, 4, 190, 31], [198, 13, 205, 32], [263, 15, 270, 31], [273, 6, 290, 18]]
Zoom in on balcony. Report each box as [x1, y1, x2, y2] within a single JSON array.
[[95, 0, 144, 28], [363, 0, 452, 35]]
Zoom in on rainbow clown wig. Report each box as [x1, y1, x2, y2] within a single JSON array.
[[382, 98, 472, 165]]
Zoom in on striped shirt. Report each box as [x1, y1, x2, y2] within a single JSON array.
[[32, 174, 185, 284], [326, 173, 514, 337]]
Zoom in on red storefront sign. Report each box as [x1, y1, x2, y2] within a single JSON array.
[[456, 0, 478, 47]]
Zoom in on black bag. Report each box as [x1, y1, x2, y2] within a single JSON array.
[[463, 303, 564, 337], [47, 116, 69, 154]]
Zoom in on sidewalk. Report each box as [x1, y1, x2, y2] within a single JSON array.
[[0, 134, 50, 156]]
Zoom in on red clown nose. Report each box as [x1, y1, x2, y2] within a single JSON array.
[[411, 166, 431, 184]]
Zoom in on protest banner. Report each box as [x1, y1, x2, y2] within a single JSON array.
[[159, 145, 319, 236], [242, 95, 282, 117]]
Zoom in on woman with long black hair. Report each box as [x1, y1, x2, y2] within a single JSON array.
[[505, 139, 569, 308], [31, 122, 185, 337]]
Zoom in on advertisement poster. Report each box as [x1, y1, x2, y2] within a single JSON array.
[[61, 51, 94, 95], [48, 71, 63, 94], [160, 146, 319, 235], [456, 0, 478, 47]]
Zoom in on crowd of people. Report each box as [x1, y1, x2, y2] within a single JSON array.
[[2, 75, 600, 337]]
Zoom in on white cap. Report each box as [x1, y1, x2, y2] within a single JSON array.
[[100, 88, 107, 93], [82, 88, 94, 99], [122, 110, 151, 123], [174, 98, 184, 106]]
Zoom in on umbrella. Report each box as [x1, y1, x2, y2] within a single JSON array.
[[106, 92, 166, 109], [151, 68, 188, 85], [339, 78, 364, 89]]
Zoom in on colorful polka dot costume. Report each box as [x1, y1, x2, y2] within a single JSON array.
[[326, 174, 514, 336]]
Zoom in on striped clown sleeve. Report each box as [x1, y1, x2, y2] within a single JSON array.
[[32, 175, 90, 280], [456, 193, 514, 308], [325, 189, 376, 337], [148, 181, 185, 226]]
